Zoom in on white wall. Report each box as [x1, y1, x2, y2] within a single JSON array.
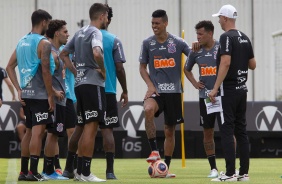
[[0, 0, 279, 102]]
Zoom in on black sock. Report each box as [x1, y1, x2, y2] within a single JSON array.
[[65, 151, 76, 172], [207, 154, 217, 170], [73, 154, 78, 170], [54, 154, 61, 169], [77, 157, 82, 175], [148, 138, 157, 151], [164, 156, 171, 168], [30, 155, 39, 175], [21, 157, 29, 175], [82, 156, 91, 176], [105, 152, 114, 173], [45, 156, 54, 175]]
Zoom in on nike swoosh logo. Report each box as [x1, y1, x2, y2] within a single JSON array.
[[150, 48, 156, 51]]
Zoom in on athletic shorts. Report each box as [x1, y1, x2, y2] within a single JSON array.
[[100, 93, 120, 129], [150, 93, 184, 126], [22, 99, 53, 129], [48, 104, 66, 137], [75, 84, 106, 126], [64, 98, 76, 129], [199, 98, 216, 129]]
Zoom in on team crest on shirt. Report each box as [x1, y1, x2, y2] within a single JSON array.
[[150, 40, 156, 45], [167, 43, 176, 53]]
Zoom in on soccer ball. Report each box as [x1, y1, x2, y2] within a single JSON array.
[[148, 160, 168, 178]]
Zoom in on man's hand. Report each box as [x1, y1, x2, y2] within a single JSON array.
[[120, 91, 128, 108], [208, 89, 218, 103], [54, 90, 65, 101], [144, 85, 159, 100], [191, 41, 201, 52]]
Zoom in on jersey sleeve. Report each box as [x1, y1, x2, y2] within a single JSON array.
[[0, 68, 8, 78], [219, 34, 232, 56], [247, 37, 255, 59], [184, 51, 196, 71], [181, 38, 191, 56], [139, 39, 149, 64], [113, 37, 126, 63], [64, 34, 75, 54], [91, 30, 103, 51]]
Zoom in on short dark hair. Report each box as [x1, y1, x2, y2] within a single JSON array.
[[195, 20, 214, 33], [31, 9, 52, 27], [46, 20, 67, 39], [105, 4, 113, 21], [152, 9, 168, 22], [89, 3, 108, 21]]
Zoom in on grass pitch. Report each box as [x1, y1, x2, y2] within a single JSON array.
[[0, 158, 281, 183]]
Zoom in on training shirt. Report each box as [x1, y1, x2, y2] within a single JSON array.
[[51, 45, 66, 106], [0, 67, 8, 100], [101, 30, 126, 94], [185, 41, 219, 98], [16, 33, 55, 99], [64, 25, 104, 87], [139, 33, 190, 93], [217, 29, 254, 95]]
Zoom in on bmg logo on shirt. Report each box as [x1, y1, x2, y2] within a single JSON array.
[[154, 58, 175, 68], [0, 104, 18, 131]]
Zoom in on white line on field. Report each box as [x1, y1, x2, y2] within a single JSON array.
[[5, 159, 17, 184]]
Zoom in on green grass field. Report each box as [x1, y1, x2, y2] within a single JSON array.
[[0, 158, 281, 183]]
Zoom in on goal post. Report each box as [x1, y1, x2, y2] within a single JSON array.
[[272, 30, 282, 101]]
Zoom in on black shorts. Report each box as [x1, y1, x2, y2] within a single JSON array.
[[48, 104, 66, 137], [199, 98, 216, 129], [75, 84, 106, 126], [22, 99, 53, 129], [64, 98, 76, 129], [100, 94, 120, 129], [150, 93, 183, 126]]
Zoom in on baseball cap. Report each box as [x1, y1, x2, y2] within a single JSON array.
[[212, 4, 238, 19]]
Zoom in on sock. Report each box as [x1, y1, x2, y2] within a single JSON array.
[[77, 157, 82, 175], [164, 156, 171, 168], [42, 155, 46, 173], [20, 157, 29, 175], [105, 152, 114, 173], [54, 154, 61, 169], [207, 154, 217, 170], [148, 138, 158, 151], [82, 156, 91, 176], [73, 154, 78, 170], [45, 156, 55, 175], [30, 155, 39, 175], [65, 151, 76, 172]]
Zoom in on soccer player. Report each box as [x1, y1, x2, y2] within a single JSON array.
[[6, 9, 54, 181], [0, 66, 16, 101], [209, 4, 256, 182], [100, 4, 128, 180], [139, 9, 191, 178], [184, 20, 219, 178], [42, 19, 73, 180], [60, 3, 108, 182]]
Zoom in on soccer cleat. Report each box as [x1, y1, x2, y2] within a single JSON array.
[[237, 174, 249, 181], [80, 173, 106, 182], [146, 151, 161, 163], [45, 171, 69, 180], [55, 168, 63, 175], [18, 172, 28, 181], [73, 169, 81, 181], [106, 173, 117, 180], [26, 171, 47, 181], [166, 172, 176, 178], [208, 169, 218, 178], [41, 172, 51, 180], [211, 172, 237, 182], [62, 169, 74, 179]]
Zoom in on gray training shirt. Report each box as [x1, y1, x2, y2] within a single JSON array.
[[185, 41, 219, 98], [139, 33, 190, 93], [64, 25, 105, 87]]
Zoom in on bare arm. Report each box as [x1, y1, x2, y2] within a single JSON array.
[[38, 39, 54, 111], [184, 69, 205, 90], [6, 50, 21, 101], [209, 55, 231, 102], [4, 78, 16, 100], [59, 50, 77, 77], [248, 58, 256, 70], [116, 62, 128, 107], [139, 63, 158, 100], [93, 46, 105, 79]]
